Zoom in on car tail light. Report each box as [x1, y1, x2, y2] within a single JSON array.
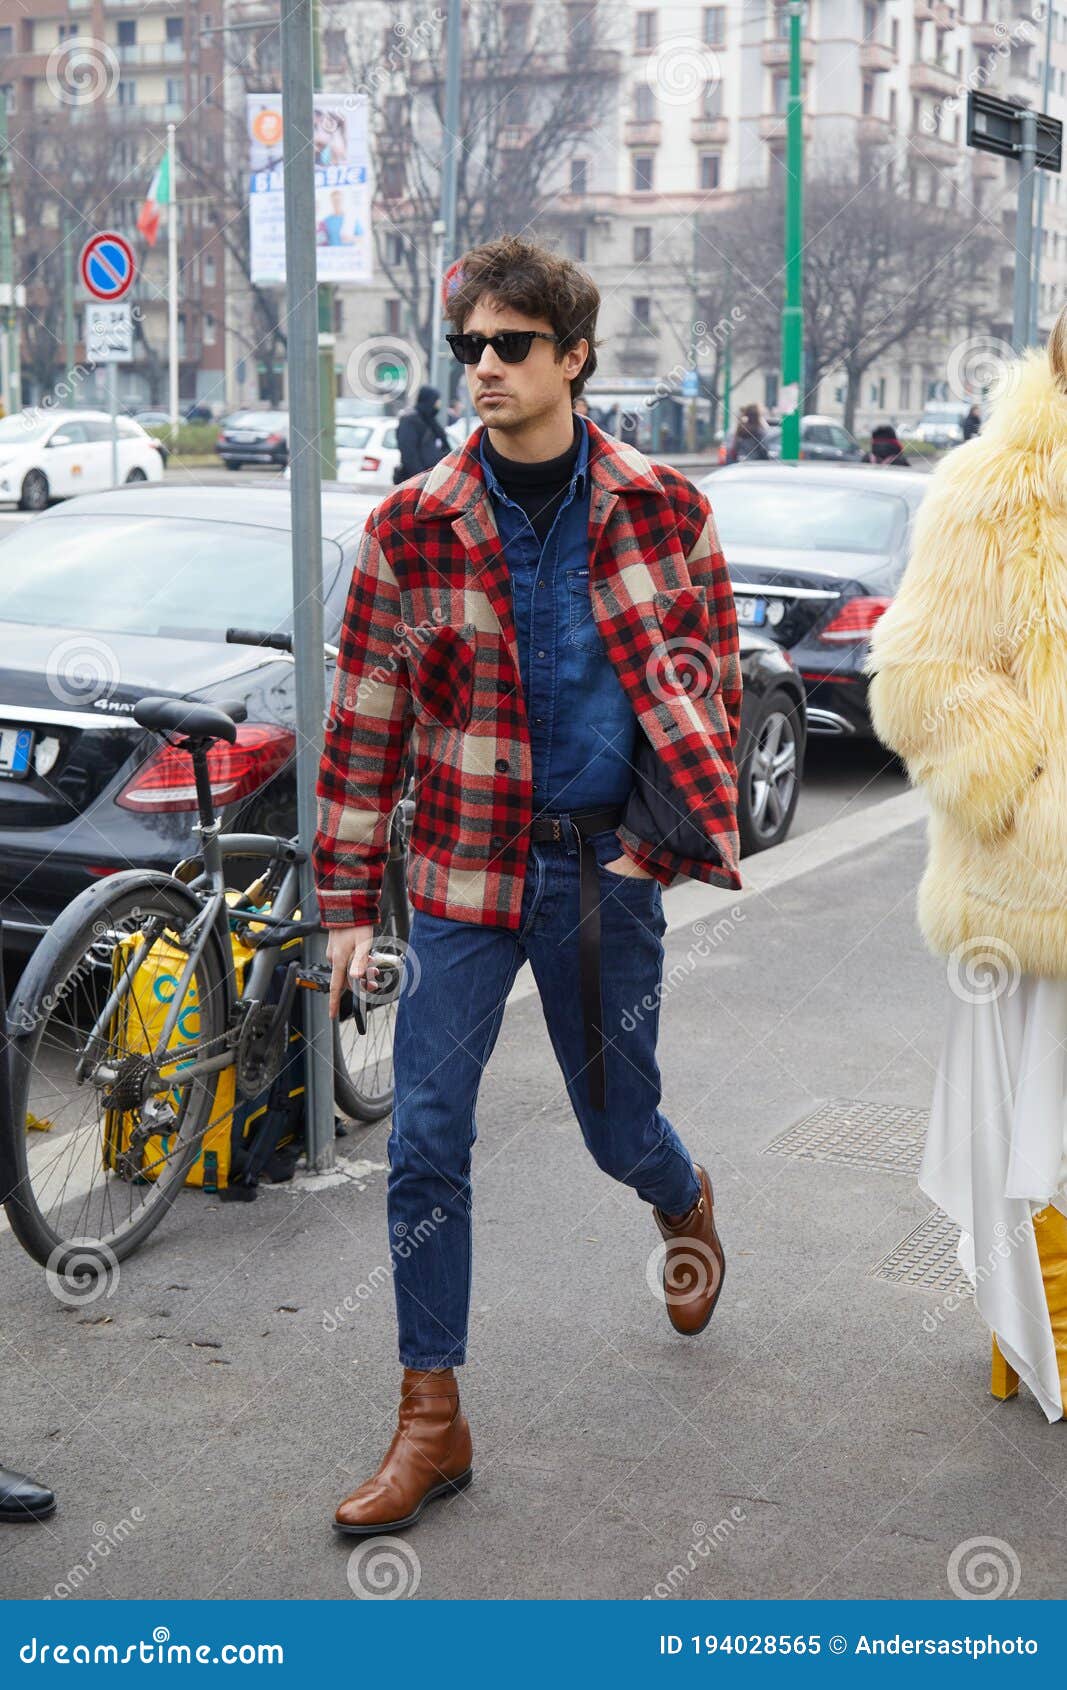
[[216, 429, 226, 443], [817, 596, 893, 644], [117, 723, 295, 813], [264, 432, 284, 447], [717, 441, 727, 464], [361, 454, 381, 472]]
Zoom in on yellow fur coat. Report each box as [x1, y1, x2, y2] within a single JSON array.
[[865, 346, 1067, 975]]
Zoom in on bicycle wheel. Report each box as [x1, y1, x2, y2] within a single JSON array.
[[333, 840, 412, 1125], [2, 876, 228, 1270]]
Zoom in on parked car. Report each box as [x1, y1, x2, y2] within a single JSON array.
[[735, 628, 806, 854], [132, 409, 173, 430], [0, 483, 378, 949], [0, 410, 164, 511], [717, 414, 863, 465], [911, 400, 972, 447], [284, 417, 401, 489], [214, 410, 289, 470], [701, 461, 930, 738]]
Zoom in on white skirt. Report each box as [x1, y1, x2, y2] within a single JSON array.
[[922, 965, 1067, 1422]]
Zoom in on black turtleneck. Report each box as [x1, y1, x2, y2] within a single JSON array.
[[481, 415, 583, 548]]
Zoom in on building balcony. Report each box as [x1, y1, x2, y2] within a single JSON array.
[[914, 0, 955, 25], [971, 150, 1001, 178], [909, 60, 958, 98], [761, 37, 815, 69], [859, 40, 896, 73], [970, 20, 1002, 49], [67, 99, 185, 124], [759, 112, 814, 143], [624, 119, 662, 147], [909, 124, 959, 165], [858, 114, 893, 144], [114, 42, 188, 65], [690, 116, 728, 145]]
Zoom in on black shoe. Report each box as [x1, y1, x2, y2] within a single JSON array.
[[0, 1463, 56, 1522]]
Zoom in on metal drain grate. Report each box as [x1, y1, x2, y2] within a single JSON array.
[[871, 1209, 972, 1297], [763, 1098, 929, 1174]]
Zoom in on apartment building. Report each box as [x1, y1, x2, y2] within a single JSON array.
[[0, 0, 227, 407]]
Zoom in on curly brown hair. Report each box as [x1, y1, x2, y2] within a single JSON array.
[[445, 235, 600, 399]]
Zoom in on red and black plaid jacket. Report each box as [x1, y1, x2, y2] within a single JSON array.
[[314, 418, 742, 929]]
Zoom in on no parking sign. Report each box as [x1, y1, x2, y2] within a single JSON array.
[[78, 231, 136, 302]]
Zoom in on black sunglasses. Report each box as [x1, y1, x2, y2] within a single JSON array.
[[446, 330, 561, 365]]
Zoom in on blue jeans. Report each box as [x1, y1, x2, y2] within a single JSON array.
[[386, 823, 702, 1369]]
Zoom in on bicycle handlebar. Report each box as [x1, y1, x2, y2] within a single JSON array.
[[226, 627, 294, 655]]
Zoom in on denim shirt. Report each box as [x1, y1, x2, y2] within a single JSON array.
[[479, 418, 637, 815]]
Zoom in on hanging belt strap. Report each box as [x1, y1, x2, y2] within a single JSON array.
[[528, 803, 624, 1112]]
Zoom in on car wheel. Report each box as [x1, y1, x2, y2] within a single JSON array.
[[738, 690, 803, 855], [18, 469, 49, 512], [224, 460, 242, 471], [125, 466, 148, 484]]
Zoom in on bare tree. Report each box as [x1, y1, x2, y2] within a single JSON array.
[[332, 0, 621, 379]]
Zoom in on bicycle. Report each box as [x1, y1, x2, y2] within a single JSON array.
[[0, 634, 412, 1272]]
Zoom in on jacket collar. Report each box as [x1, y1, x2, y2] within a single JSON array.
[[413, 414, 664, 520]]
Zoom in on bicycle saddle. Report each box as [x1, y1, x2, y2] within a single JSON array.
[[133, 696, 245, 743]]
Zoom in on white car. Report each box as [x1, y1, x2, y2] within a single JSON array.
[[0, 409, 165, 510], [285, 416, 401, 490]]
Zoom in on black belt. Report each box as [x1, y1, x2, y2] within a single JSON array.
[[528, 803, 624, 1113]]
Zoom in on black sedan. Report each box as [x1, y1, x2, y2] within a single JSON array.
[[702, 462, 930, 737], [215, 410, 289, 470], [0, 483, 803, 949]]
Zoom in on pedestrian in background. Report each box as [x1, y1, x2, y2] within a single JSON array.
[[728, 402, 769, 462], [863, 422, 910, 466], [394, 384, 451, 483], [962, 402, 982, 440], [864, 315, 1067, 1423]]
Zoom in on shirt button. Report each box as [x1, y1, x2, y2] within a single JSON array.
[[537, 649, 546, 658], [495, 757, 509, 772]]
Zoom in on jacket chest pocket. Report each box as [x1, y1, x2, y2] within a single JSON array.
[[407, 623, 475, 730], [566, 567, 603, 650], [651, 585, 718, 697]]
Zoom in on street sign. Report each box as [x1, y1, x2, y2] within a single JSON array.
[[967, 90, 1063, 173], [78, 231, 136, 302], [680, 369, 699, 398], [85, 302, 132, 364]]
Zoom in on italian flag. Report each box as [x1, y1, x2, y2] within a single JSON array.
[[136, 153, 169, 247]]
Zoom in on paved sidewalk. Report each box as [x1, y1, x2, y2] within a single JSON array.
[[2, 805, 1063, 1602]]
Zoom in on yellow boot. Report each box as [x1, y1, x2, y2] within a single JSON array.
[[991, 1332, 1019, 1400], [1033, 1203, 1067, 1416]]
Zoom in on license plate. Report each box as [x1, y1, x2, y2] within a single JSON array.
[[735, 594, 767, 627], [0, 726, 34, 779], [232, 430, 258, 443]]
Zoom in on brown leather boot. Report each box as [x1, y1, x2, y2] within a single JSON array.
[[652, 1163, 725, 1335], [333, 1366, 473, 1536]]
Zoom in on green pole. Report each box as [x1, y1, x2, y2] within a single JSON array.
[[779, 0, 805, 462], [0, 91, 16, 414], [64, 215, 75, 377], [722, 335, 732, 442], [311, 0, 337, 481]]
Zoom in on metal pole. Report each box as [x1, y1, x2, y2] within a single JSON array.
[[779, 0, 804, 461], [0, 90, 15, 415], [280, 0, 333, 1171], [109, 359, 118, 485], [429, 0, 462, 398], [311, 0, 336, 482], [167, 124, 179, 430], [1013, 108, 1037, 353], [64, 216, 75, 378], [1029, 0, 1055, 344]]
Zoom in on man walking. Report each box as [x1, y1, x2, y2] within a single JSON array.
[[314, 235, 742, 1538], [394, 383, 451, 482]]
